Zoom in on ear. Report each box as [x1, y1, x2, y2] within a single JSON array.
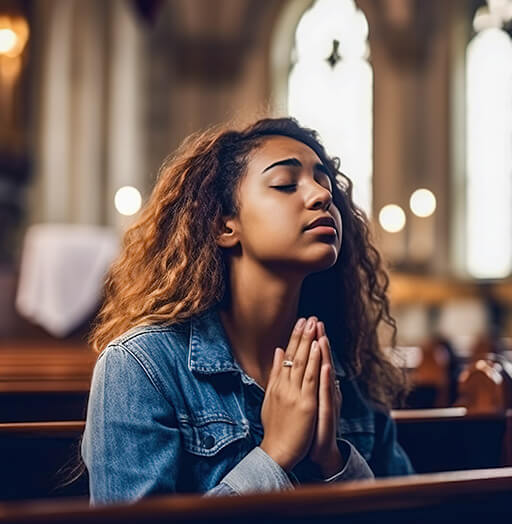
[[215, 217, 240, 249]]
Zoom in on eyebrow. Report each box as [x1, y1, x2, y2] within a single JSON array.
[[261, 157, 330, 176]]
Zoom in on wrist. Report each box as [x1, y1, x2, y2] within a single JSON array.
[[259, 441, 295, 472], [316, 446, 345, 479]]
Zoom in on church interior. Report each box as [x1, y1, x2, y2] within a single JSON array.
[[0, 0, 512, 521]]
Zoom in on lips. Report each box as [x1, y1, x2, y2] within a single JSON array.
[[304, 216, 337, 233]]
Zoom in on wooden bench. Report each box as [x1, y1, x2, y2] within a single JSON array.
[[0, 422, 88, 501], [0, 468, 511, 524], [2, 408, 512, 502], [406, 338, 454, 408], [1, 346, 511, 500], [395, 350, 512, 472], [456, 352, 512, 413], [0, 344, 95, 422], [393, 407, 512, 473]]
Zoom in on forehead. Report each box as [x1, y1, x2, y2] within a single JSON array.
[[248, 135, 323, 171]]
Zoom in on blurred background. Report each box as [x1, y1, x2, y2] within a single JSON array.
[[0, 0, 511, 409]]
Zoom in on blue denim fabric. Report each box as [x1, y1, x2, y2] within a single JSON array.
[[82, 306, 413, 505]]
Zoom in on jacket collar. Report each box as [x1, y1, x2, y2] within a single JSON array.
[[188, 305, 345, 378], [188, 306, 240, 375]]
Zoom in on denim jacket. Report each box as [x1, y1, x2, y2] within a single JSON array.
[[82, 306, 413, 505]]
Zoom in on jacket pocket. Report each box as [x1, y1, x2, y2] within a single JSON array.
[[178, 411, 248, 457], [339, 415, 375, 461]]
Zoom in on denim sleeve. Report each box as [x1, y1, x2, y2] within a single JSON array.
[[290, 438, 374, 485], [368, 408, 415, 477], [204, 446, 294, 496]]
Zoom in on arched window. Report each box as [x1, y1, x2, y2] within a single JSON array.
[[466, 3, 512, 278], [287, 0, 373, 215]]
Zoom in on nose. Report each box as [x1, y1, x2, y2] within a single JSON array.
[[306, 181, 333, 211]]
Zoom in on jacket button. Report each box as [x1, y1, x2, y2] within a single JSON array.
[[203, 435, 215, 449]]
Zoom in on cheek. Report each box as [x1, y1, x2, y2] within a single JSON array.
[[238, 200, 302, 256], [240, 185, 298, 235], [241, 205, 298, 244]]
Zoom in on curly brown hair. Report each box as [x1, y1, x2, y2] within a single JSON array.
[[89, 117, 408, 409]]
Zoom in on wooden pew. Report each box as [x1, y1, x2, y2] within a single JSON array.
[[3, 407, 512, 502], [0, 343, 95, 422], [397, 348, 512, 470], [405, 334, 470, 410], [1, 347, 511, 500], [0, 422, 88, 501], [456, 353, 512, 414], [0, 468, 511, 524], [406, 338, 453, 408], [393, 407, 512, 473]]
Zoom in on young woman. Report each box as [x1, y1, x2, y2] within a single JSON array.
[[82, 117, 413, 505]]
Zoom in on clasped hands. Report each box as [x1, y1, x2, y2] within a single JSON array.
[[260, 316, 344, 479]]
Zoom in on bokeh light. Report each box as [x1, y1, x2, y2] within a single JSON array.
[[0, 28, 17, 54], [114, 186, 142, 216], [409, 189, 437, 217], [379, 204, 406, 233]]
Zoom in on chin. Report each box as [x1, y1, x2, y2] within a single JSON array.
[[304, 247, 339, 272]]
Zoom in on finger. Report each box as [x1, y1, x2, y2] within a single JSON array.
[[319, 336, 340, 412], [329, 369, 340, 431], [315, 321, 324, 340], [331, 373, 342, 419], [319, 363, 332, 411], [290, 316, 318, 387], [335, 381, 343, 405], [318, 336, 333, 374], [319, 333, 336, 376], [301, 339, 321, 394], [268, 347, 284, 387], [283, 317, 307, 366], [316, 363, 333, 445], [317, 322, 335, 369]]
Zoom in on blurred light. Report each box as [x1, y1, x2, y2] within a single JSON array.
[[0, 28, 17, 54], [289, 0, 373, 215], [473, 6, 501, 31], [295, 8, 334, 60], [466, 28, 512, 278], [488, 0, 512, 21], [473, 1, 512, 32], [379, 204, 406, 233], [0, 54, 21, 80], [0, 16, 29, 57], [114, 186, 142, 216], [409, 188, 436, 217], [295, 0, 368, 62]]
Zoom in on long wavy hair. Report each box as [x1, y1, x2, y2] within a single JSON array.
[[89, 117, 408, 409]]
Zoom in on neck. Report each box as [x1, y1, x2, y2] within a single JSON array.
[[218, 258, 304, 389]]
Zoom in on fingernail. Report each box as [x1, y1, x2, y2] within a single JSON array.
[[312, 340, 318, 351], [296, 318, 306, 329], [306, 318, 315, 330]]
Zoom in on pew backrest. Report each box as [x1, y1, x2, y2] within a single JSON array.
[[392, 408, 512, 473], [0, 468, 511, 524]]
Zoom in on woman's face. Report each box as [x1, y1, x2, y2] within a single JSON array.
[[228, 135, 343, 274]]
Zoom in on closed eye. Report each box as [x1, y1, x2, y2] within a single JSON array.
[[271, 185, 297, 192]]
